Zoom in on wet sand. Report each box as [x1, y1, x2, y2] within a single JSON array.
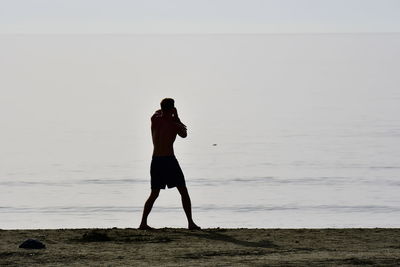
[[1, 228, 400, 266]]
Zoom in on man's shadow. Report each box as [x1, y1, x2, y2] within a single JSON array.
[[181, 230, 277, 249]]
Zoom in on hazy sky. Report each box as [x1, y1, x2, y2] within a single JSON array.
[[1, 0, 400, 34]]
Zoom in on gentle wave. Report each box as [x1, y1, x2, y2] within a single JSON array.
[[0, 179, 147, 187], [1, 204, 400, 214], [1, 176, 400, 187]]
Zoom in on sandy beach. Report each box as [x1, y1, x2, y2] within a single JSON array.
[[1, 228, 399, 266]]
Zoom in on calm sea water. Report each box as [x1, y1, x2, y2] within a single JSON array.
[[1, 34, 400, 229]]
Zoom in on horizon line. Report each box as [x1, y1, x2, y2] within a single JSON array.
[[1, 31, 400, 36]]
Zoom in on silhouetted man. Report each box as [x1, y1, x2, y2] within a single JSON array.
[[139, 98, 200, 230]]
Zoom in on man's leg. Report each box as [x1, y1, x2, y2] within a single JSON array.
[[177, 186, 201, 230], [139, 189, 160, 229]]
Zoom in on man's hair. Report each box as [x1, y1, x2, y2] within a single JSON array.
[[160, 98, 175, 111]]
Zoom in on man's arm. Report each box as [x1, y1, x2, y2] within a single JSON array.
[[173, 108, 187, 138], [176, 122, 187, 138]]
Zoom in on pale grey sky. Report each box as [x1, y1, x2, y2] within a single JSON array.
[[1, 0, 400, 34]]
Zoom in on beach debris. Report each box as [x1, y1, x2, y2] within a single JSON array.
[[121, 234, 172, 243], [183, 249, 267, 259], [19, 239, 46, 249], [212, 144, 217, 146], [81, 230, 111, 242]]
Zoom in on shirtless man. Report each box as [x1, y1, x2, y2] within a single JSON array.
[[139, 98, 200, 230]]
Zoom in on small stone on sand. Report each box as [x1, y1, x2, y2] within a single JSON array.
[[19, 239, 46, 249]]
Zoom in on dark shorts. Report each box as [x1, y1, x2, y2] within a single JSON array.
[[150, 156, 186, 189]]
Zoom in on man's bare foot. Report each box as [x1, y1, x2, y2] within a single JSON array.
[[188, 223, 201, 230], [139, 224, 154, 230]]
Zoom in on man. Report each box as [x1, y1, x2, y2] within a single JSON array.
[[139, 98, 200, 230]]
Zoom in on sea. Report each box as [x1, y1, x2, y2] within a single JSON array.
[[1, 33, 399, 229]]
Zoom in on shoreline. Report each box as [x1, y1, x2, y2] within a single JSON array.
[[1, 228, 400, 266]]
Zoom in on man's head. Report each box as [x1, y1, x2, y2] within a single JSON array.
[[160, 98, 175, 112]]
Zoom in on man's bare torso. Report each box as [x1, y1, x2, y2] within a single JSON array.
[[151, 110, 187, 156]]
